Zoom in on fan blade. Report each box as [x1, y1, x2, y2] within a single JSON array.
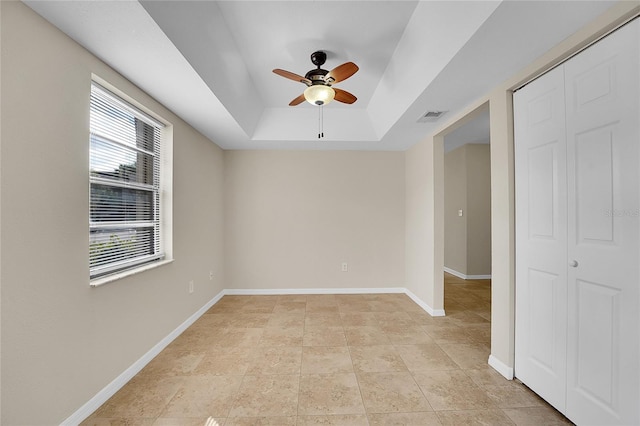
[[289, 93, 306, 106], [326, 62, 359, 84], [334, 88, 357, 104], [273, 69, 311, 86]]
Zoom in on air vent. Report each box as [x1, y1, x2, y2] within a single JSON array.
[[417, 110, 446, 123]]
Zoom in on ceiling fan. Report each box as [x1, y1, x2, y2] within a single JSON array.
[[273, 51, 359, 107]]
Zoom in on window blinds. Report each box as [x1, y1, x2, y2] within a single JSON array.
[[89, 83, 164, 278]]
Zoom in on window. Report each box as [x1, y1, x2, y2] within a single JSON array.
[[89, 82, 165, 279]]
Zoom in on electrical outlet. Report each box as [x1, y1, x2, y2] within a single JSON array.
[[341, 262, 348, 272], [188, 280, 194, 294], [209, 270, 214, 281]]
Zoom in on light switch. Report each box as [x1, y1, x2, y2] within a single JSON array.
[[458, 209, 463, 217]]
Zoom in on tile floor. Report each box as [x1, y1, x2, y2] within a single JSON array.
[[82, 274, 572, 425]]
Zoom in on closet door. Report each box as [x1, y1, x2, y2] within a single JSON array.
[[564, 19, 639, 425], [514, 63, 568, 411]]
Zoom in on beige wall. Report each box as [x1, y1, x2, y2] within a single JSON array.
[[465, 144, 491, 276], [405, 135, 444, 314], [224, 150, 405, 290], [444, 146, 467, 274], [0, 2, 225, 424], [444, 143, 491, 277]]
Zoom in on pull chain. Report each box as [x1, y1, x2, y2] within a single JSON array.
[[317, 105, 325, 139]]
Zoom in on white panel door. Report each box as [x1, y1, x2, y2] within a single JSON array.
[[514, 64, 568, 411], [515, 18, 639, 425], [564, 19, 639, 426]]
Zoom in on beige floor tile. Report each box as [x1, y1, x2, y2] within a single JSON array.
[[136, 348, 205, 378], [463, 367, 518, 388], [338, 301, 373, 312], [169, 327, 222, 351], [374, 311, 417, 327], [298, 373, 366, 415], [94, 376, 183, 418], [367, 300, 404, 312], [368, 412, 442, 425], [502, 406, 572, 425], [305, 313, 343, 327], [413, 370, 495, 411], [224, 416, 296, 425], [84, 278, 568, 425], [193, 347, 256, 376], [339, 312, 379, 326], [258, 326, 303, 346], [239, 303, 277, 314], [306, 304, 340, 313], [476, 311, 492, 321], [408, 312, 441, 326], [395, 344, 459, 372], [349, 345, 407, 373], [438, 343, 490, 369], [483, 385, 545, 408], [213, 328, 265, 348], [463, 323, 491, 345], [246, 347, 302, 375], [81, 417, 156, 426], [153, 418, 219, 426], [160, 375, 242, 418], [277, 294, 308, 303], [395, 301, 426, 314], [220, 314, 272, 328], [436, 409, 515, 425], [229, 375, 299, 417], [206, 298, 246, 314], [306, 295, 337, 304], [303, 326, 347, 346], [334, 294, 368, 304], [357, 372, 432, 414], [382, 326, 435, 345], [344, 326, 391, 346], [421, 325, 472, 345], [272, 301, 307, 314], [301, 346, 354, 374], [447, 311, 490, 326], [297, 414, 369, 425], [265, 313, 305, 328]]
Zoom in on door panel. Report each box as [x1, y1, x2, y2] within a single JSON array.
[[516, 19, 639, 425], [575, 279, 619, 408], [575, 125, 615, 244], [527, 269, 560, 372], [565, 19, 639, 425], [514, 63, 568, 411]]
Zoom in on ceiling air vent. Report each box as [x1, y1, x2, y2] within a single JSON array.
[[417, 110, 446, 123]]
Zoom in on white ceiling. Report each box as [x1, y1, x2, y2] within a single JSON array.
[[25, 0, 616, 151]]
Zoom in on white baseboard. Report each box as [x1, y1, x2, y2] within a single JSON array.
[[66, 285, 443, 424], [488, 354, 514, 380], [61, 290, 225, 426], [404, 289, 446, 317], [224, 287, 406, 295], [444, 267, 491, 280]]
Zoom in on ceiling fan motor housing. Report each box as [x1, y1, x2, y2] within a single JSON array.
[[306, 51, 330, 86], [305, 68, 329, 84], [310, 50, 327, 67]]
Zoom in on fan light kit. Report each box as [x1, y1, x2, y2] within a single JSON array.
[[304, 85, 335, 106], [273, 51, 359, 138]]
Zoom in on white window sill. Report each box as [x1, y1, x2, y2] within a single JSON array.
[[90, 259, 174, 287]]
